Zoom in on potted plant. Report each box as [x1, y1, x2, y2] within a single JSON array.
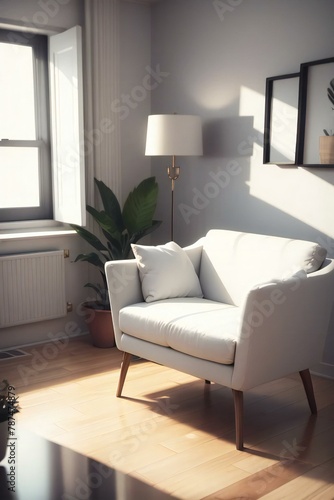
[[320, 77, 334, 163], [71, 176, 161, 348], [0, 380, 19, 462]]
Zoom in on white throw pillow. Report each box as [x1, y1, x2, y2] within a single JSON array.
[[131, 241, 203, 303]]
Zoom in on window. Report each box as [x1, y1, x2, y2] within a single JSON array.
[[0, 26, 85, 227], [0, 29, 52, 221]]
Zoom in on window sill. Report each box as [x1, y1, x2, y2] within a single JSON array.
[[0, 220, 76, 242]]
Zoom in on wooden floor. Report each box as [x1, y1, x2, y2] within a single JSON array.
[[2, 335, 334, 499]]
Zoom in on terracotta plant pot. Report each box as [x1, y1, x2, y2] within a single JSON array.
[[319, 136, 334, 164], [82, 302, 115, 348]]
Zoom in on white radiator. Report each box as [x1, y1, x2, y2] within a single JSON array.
[[0, 250, 67, 328]]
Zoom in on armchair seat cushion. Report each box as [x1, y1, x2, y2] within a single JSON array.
[[119, 297, 240, 364]]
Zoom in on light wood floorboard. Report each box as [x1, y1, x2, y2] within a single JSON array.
[[1, 336, 334, 499]]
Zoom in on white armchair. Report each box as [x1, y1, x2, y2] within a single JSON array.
[[105, 230, 334, 450]]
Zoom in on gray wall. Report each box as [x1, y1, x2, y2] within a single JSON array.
[[149, 0, 334, 376]]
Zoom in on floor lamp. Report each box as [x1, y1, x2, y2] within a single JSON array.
[[145, 114, 203, 241]]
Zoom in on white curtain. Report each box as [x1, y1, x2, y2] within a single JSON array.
[[84, 0, 122, 208]]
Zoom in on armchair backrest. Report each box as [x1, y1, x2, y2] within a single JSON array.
[[199, 229, 327, 306]]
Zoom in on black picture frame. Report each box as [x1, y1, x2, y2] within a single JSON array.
[[296, 57, 334, 166], [263, 73, 300, 165]]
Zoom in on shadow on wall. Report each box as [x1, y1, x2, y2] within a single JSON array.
[[176, 116, 334, 258], [203, 116, 257, 158]]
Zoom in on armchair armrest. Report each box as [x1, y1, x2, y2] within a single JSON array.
[[105, 259, 142, 346], [232, 259, 334, 391]]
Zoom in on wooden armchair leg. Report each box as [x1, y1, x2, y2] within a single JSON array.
[[299, 369, 317, 414], [116, 352, 132, 397], [232, 389, 244, 450]]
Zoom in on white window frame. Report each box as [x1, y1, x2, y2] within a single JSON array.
[[0, 25, 85, 230], [0, 28, 52, 222], [49, 26, 86, 226]]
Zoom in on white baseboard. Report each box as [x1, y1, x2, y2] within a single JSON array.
[[311, 361, 334, 380], [0, 331, 89, 352]]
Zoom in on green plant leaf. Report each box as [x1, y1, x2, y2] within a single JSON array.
[[84, 282, 103, 295], [86, 206, 122, 242], [70, 224, 109, 253], [129, 220, 162, 245], [122, 177, 159, 236], [94, 178, 124, 233], [104, 238, 123, 260], [74, 252, 106, 271]]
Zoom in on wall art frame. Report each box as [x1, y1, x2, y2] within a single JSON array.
[[263, 72, 300, 165], [296, 56, 334, 167]]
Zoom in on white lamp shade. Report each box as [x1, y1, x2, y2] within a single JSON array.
[[145, 114, 203, 156]]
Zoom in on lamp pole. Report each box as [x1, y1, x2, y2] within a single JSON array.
[[167, 155, 180, 241]]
